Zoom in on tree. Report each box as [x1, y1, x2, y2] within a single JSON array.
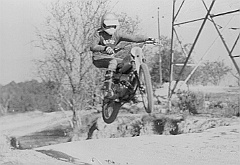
[[230, 71, 240, 86], [35, 0, 111, 141], [0, 80, 59, 115], [35, 0, 142, 141], [118, 13, 141, 34], [147, 36, 193, 85], [189, 60, 232, 86]]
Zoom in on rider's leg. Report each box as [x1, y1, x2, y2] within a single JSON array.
[[104, 59, 117, 98], [104, 70, 113, 91], [92, 57, 113, 92], [105, 58, 123, 99], [93, 57, 122, 99]]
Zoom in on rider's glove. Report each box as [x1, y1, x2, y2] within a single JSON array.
[[105, 46, 114, 55]]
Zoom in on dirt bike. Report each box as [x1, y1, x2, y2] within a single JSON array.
[[101, 41, 156, 124]]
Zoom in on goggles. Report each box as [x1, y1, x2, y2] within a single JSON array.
[[103, 23, 117, 29]]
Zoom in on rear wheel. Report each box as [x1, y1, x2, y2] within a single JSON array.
[[139, 63, 154, 113], [102, 100, 121, 124]]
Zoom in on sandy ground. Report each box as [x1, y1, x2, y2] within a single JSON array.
[[1, 117, 239, 165], [33, 119, 240, 165], [1, 86, 239, 165], [0, 111, 72, 137]]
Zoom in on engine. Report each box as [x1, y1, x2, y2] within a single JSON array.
[[116, 84, 129, 98], [113, 74, 132, 99]]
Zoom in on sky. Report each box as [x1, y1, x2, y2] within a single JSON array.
[[0, 0, 239, 85]]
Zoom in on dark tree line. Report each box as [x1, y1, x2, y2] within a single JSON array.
[[0, 80, 58, 115]]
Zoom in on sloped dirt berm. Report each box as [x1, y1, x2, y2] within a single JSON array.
[[35, 122, 240, 165], [86, 113, 233, 139], [1, 111, 239, 165]]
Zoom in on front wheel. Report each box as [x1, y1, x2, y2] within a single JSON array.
[[102, 100, 121, 124], [139, 63, 154, 113]]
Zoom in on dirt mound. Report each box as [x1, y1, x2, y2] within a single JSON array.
[[87, 114, 232, 139], [178, 116, 231, 133]]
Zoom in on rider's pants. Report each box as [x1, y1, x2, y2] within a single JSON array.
[[93, 56, 122, 71]]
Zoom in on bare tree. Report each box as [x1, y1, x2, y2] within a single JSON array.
[[118, 13, 141, 34], [0, 87, 13, 115], [230, 72, 240, 86], [35, 0, 110, 141], [189, 61, 232, 86]]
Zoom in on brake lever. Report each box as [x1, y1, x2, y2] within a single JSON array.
[[113, 47, 124, 53], [145, 40, 162, 46]]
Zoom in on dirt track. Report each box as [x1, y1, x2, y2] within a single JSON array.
[[1, 118, 238, 165], [1, 86, 239, 165], [34, 119, 240, 165]]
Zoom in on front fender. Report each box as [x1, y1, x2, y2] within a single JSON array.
[[130, 47, 143, 74]]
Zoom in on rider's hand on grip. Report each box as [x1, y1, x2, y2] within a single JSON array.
[[105, 46, 114, 55]]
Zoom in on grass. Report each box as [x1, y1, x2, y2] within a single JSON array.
[[203, 92, 240, 117], [174, 86, 240, 117]]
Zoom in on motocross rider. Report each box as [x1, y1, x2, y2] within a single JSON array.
[[90, 12, 154, 99]]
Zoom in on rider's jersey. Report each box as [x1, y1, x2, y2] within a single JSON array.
[[90, 28, 148, 60]]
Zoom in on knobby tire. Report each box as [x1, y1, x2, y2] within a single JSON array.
[[139, 63, 154, 113], [102, 100, 121, 124]]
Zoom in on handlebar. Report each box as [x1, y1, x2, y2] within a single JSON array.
[[113, 47, 125, 53], [110, 40, 160, 55]]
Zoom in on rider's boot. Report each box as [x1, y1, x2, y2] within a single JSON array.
[[103, 70, 114, 99]]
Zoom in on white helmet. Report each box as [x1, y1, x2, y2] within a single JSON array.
[[101, 13, 119, 35]]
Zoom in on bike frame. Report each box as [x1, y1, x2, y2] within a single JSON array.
[[101, 42, 156, 123]]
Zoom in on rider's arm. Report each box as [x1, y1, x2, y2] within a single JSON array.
[[90, 32, 106, 53], [117, 31, 149, 43]]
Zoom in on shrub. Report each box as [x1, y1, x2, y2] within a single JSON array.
[[176, 90, 198, 114]]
